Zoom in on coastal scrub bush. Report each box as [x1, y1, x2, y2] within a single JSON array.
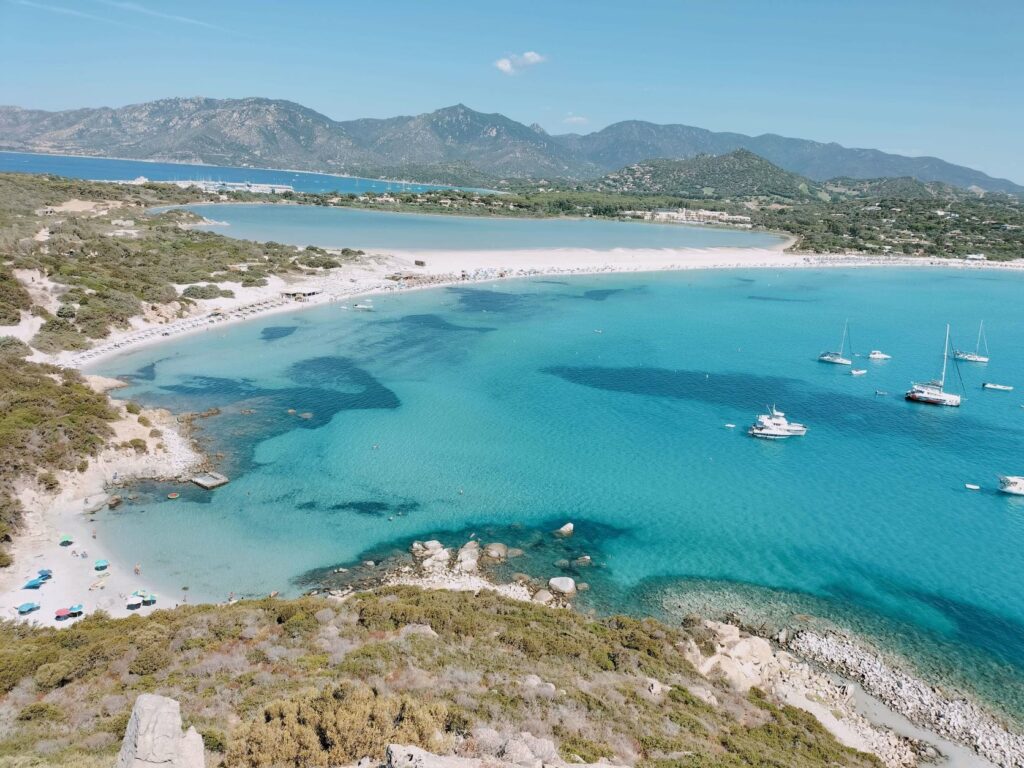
[[0, 268, 31, 326], [125, 402, 141, 415], [17, 702, 65, 723], [227, 682, 457, 767], [182, 284, 234, 300], [0, 336, 31, 359]]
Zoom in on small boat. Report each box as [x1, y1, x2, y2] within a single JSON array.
[[965, 483, 981, 491], [868, 350, 892, 360], [94, 559, 109, 571], [906, 325, 962, 407], [954, 321, 990, 363], [875, 390, 888, 396], [22, 578, 45, 590], [167, 492, 180, 500], [999, 476, 1024, 496], [819, 320, 853, 365], [982, 383, 1013, 391], [851, 369, 867, 376], [352, 303, 375, 311], [16, 602, 40, 615], [724, 423, 736, 429], [749, 406, 807, 439]]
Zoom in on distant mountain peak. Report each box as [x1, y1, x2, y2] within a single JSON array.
[[0, 97, 1019, 194]]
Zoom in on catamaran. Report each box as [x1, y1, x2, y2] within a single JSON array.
[[748, 406, 807, 439], [954, 320, 989, 363], [998, 476, 1024, 496], [819, 320, 852, 365], [905, 324, 962, 407]]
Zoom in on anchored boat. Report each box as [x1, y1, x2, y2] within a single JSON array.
[[982, 382, 1013, 391], [819, 320, 853, 365], [954, 320, 990, 363], [748, 406, 807, 440], [998, 476, 1024, 496], [905, 325, 962, 407]]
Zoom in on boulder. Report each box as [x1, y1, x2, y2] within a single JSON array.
[[555, 522, 574, 537], [115, 694, 204, 768], [531, 589, 554, 605], [455, 541, 480, 574], [548, 576, 577, 596], [387, 744, 480, 768], [484, 542, 508, 560]]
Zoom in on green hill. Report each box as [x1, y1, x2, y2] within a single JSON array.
[[586, 150, 819, 200]]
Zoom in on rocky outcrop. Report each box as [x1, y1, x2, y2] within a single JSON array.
[[385, 741, 628, 768], [547, 577, 576, 596], [116, 694, 204, 768], [681, 621, 918, 768]]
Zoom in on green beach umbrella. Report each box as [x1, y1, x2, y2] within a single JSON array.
[[59, 535, 73, 546]]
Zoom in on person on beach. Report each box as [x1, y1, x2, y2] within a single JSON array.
[[134, 563, 141, 576]]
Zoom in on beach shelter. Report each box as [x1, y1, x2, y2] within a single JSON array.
[[59, 535, 73, 546], [17, 602, 39, 615], [23, 577, 45, 589], [54, 608, 71, 620], [94, 560, 109, 571]]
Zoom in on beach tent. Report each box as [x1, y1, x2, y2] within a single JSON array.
[[23, 577, 45, 589], [54, 608, 71, 619], [59, 535, 73, 546], [17, 602, 39, 615], [94, 560, 109, 571]]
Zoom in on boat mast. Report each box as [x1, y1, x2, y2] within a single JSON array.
[[978, 320, 988, 356], [941, 324, 950, 388], [839, 319, 848, 356]]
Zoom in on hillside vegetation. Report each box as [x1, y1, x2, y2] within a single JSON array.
[[0, 587, 880, 768]]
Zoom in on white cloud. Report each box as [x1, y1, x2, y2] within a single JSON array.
[[11, 0, 136, 27], [494, 51, 547, 75], [563, 114, 589, 126]]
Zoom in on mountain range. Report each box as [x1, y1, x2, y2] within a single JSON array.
[[0, 97, 1020, 195]]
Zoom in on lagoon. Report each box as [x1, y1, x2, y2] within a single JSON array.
[[92, 267, 1024, 720], [187, 202, 786, 251]]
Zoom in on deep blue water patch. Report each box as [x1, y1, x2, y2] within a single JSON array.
[[747, 295, 818, 303], [261, 326, 298, 341]]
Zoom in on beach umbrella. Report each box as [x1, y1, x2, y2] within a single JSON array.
[[37, 569, 52, 579], [125, 596, 142, 609], [23, 578, 44, 589], [59, 535, 73, 546], [94, 559, 109, 571], [17, 602, 39, 615], [55, 608, 71, 619], [69, 604, 84, 615]]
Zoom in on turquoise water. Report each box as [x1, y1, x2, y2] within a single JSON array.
[[187, 203, 785, 251], [92, 268, 1024, 717], [0, 151, 449, 194]]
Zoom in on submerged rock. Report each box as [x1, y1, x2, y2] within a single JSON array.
[[484, 542, 508, 560], [555, 522, 574, 537]]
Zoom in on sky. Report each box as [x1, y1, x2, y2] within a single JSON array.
[[1, 0, 1022, 182]]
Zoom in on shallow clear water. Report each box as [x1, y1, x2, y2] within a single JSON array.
[[0, 151, 448, 194], [187, 203, 786, 251], [92, 268, 1024, 717]]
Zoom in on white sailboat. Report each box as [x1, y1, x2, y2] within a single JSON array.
[[905, 324, 962, 407], [954, 321, 989, 363], [998, 476, 1024, 496], [819, 320, 852, 365]]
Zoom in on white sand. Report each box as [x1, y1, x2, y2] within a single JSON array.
[[0, 377, 202, 627]]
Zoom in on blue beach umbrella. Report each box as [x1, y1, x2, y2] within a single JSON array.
[[17, 602, 39, 615], [37, 569, 52, 579], [23, 577, 45, 589], [94, 560, 109, 571], [69, 604, 84, 616]]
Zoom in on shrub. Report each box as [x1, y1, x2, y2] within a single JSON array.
[[182, 284, 234, 300], [34, 660, 75, 690], [38, 471, 59, 492], [125, 402, 142, 415], [137, 415, 152, 428], [227, 683, 456, 767], [17, 702, 65, 723], [130, 643, 172, 676], [0, 336, 31, 359]]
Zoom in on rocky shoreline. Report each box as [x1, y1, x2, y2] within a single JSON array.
[[314, 529, 1024, 768], [784, 631, 1024, 768]]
